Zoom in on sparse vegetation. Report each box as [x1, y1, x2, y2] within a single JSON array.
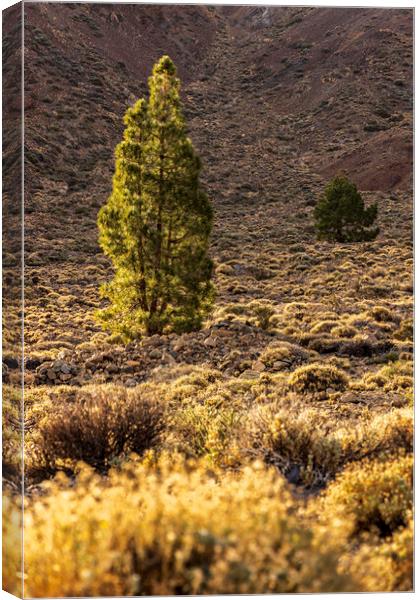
[[321, 454, 413, 538]]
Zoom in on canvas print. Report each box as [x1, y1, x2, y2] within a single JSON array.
[[3, 2, 413, 596]]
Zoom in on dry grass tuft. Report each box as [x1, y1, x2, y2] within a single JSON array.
[[34, 386, 165, 472], [288, 363, 348, 395]]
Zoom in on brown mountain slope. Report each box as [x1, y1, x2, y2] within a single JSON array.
[[2, 3, 412, 363], [22, 4, 412, 197]]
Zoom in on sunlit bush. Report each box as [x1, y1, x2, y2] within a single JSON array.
[[259, 341, 311, 371], [2, 494, 22, 597], [361, 360, 413, 393], [338, 407, 413, 462], [310, 320, 337, 334], [320, 454, 412, 538], [169, 402, 241, 465], [394, 318, 413, 341], [23, 455, 356, 597], [35, 385, 165, 471], [289, 363, 348, 395], [248, 299, 276, 330], [2, 385, 22, 481], [348, 513, 413, 592], [243, 405, 343, 486], [330, 323, 358, 338]]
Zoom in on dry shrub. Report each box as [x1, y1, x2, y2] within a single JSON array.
[[369, 305, 398, 323], [163, 367, 223, 405], [2, 385, 22, 481], [337, 335, 375, 357], [394, 318, 413, 341], [321, 454, 412, 539], [306, 335, 341, 354], [338, 408, 413, 462], [259, 341, 311, 371], [244, 406, 343, 487], [310, 320, 337, 334], [330, 324, 358, 338], [244, 402, 412, 489], [23, 455, 356, 597], [248, 299, 276, 330], [289, 363, 348, 395], [169, 402, 240, 466], [2, 494, 22, 597], [36, 385, 165, 471], [362, 360, 413, 393], [348, 513, 413, 592], [209, 300, 276, 330]]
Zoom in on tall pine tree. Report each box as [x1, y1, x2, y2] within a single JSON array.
[[97, 56, 214, 338]]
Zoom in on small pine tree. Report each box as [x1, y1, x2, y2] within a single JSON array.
[[97, 56, 215, 338], [314, 175, 379, 243]]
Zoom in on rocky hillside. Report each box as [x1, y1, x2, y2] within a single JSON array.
[[2, 3, 413, 373]]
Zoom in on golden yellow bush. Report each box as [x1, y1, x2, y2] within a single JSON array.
[[362, 360, 413, 393], [320, 454, 413, 539], [338, 407, 413, 462], [394, 318, 413, 341], [347, 514, 413, 592], [163, 367, 223, 405], [2, 494, 22, 597], [330, 323, 358, 338], [310, 319, 337, 334], [2, 385, 22, 480], [23, 455, 356, 597], [259, 341, 311, 371], [369, 305, 398, 323], [289, 363, 348, 395], [169, 402, 241, 465]]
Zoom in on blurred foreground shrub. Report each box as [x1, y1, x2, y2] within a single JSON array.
[[22, 455, 356, 597]]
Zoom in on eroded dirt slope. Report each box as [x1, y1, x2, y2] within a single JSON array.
[[2, 4, 412, 373]]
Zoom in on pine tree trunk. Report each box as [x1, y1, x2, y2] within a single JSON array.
[[149, 133, 165, 318]]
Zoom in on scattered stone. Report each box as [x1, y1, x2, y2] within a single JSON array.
[[272, 360, 287, 370], [172, 341, 186, 352], [35, 360, 80, 385], [126, 360, 141, 370], [162, 350, 176, 365], [239, 369, 260, 379], [32, 322, 276, 386], [252, 360, 266, 372]]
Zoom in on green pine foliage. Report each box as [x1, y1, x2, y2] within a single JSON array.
[[97, 56, 215, 338], [314, 175, 379, 243]]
